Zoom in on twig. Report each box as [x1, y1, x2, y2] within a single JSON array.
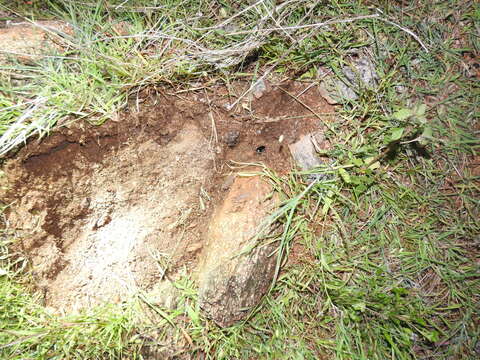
[[379, 18, 429, 53], [114, 0, 129, 10], [261, 1, 295, 42], [295, 82, 316, 98]]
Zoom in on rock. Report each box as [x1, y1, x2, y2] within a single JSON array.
[[289, 133, 324, 171], [198, 175, 277, 327], [252, 79, 268, 99], [289, 131, 328, 182], [319, 55, 378, 103], [318, 85, 339, 105], [343, 56, 378, 90], [146, 281, 180, 310], [224, 130, 240, 148]]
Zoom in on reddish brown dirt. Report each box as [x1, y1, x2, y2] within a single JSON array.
[[1, 80, 334, 312], [0, 19, 72, 64]]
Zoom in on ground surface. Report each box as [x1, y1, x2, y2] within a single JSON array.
[[0, 1, 478, 359], [2, 82, 332, 312]]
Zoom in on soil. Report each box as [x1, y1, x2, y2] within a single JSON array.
[[1, 80, 334, 313], [0, 19, 72, 64]]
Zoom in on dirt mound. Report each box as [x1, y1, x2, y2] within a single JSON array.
[[1, 81, 333, 314]]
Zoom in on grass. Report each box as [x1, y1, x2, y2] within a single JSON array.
[[0, 233, 142, 359], [1, 0, 479, 359]]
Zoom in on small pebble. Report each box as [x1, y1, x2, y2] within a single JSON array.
[[224, 131, 240, 148]]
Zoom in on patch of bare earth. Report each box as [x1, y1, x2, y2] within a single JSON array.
[[1, 80, 334, 317], [0, 19, 72, 64]]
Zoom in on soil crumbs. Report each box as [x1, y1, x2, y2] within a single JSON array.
[[1, 81, 334, 313]]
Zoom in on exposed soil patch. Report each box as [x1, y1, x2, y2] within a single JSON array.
[[1, 80, 334, 313], [0, 19, 72, 64]]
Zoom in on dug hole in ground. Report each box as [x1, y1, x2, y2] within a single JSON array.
[[1, 78, 335, 327]]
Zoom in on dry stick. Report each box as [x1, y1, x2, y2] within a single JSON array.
[[380, 18, 429, 53], [114, 0, 129, 10], [254, 113, 336, 124], [175, 86, 209, 94], [204, 90, 220, 171], [285, 0, 318, 31], [262, 1, 295, 42], [203, 88, 219, 146], [295, 82, 316, 98]]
